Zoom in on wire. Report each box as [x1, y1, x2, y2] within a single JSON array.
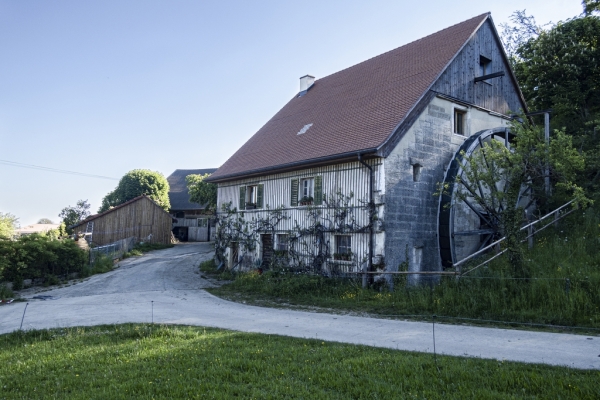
[[0, 159, 118, 180]]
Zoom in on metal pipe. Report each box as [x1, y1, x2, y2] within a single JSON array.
[[358, 153, 374, 288], [454, 200, 575, 268], [544, 112, 551, 196], [343, 270, 459, 275]]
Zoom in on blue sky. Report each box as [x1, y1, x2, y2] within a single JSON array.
[[0, 0, 583, 225]]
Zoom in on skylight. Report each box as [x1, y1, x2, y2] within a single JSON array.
[[297, 123, 313, 135]]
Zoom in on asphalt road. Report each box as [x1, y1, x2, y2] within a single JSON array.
[[1, 242, 598, 370]]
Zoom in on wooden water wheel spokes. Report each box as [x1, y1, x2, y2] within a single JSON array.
[[438, 127, 534, 269]]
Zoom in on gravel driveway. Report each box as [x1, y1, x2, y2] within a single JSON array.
[[1, 242, 598, 370]]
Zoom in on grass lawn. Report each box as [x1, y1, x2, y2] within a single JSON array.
[[0, 324, 598, 399], [206, 209, 600, 332]]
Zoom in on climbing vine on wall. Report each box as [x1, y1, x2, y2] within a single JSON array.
[[214, 191, 378, 275]]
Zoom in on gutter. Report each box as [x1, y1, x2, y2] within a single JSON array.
[[358, 153, 374, 288], [206, 148, 379, 183]]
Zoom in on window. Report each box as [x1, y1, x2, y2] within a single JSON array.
[[301, 178, 314, 199], [291, 176, 323, 206], [276, 234, 289, 251], [334, 235, 352, 260], [454, 109, 466, 135], [247, 185, 258, 204], [239, 184, 264, 210], [479, 55, 492, 83], [412, 164, 422, 182], [198, 218, 208, 228]]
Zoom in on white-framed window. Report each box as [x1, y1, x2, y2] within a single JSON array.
[[197, 218, 208, 228], [454, 109, 467, 136], [276, 234, 289, 251], [301, 178, 314, 199], [334, 235, 352, 261], [291, 176, 322, 207], [239, 184, 263, 210], [246, 185, 258, 204]]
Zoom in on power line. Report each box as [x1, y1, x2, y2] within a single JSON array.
[[0, 159, 119, 181]]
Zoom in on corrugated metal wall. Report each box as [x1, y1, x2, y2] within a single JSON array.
[[216, 159, 383, 273]]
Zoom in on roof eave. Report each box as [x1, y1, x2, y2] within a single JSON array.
[[206, 148, 379, 183]]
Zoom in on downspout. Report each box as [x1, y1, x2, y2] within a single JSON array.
[[358, 153, 374, 288]]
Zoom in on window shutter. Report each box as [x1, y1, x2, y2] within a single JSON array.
[[257, 184, 264, 208], [239, 186, 246, 210], [290, 179, 299, 206], [314, 175, 323, 205]]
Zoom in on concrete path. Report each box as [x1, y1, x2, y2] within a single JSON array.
[[1, 242, 598, 370]]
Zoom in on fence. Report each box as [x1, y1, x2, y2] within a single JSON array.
[[89, 237, 136, 263]]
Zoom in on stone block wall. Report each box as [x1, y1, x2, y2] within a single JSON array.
[[383, 96, 509, 285]]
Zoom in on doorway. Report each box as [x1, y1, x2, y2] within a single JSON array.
[[261, 234, 273, 267]]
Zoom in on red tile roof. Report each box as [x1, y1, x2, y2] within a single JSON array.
[[209, 13, 489, 182]]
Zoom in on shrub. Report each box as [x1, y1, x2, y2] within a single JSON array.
[[0, 234, 87, 283]]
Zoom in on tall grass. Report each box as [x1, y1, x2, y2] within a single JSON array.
[[209, 208, 600, 329]]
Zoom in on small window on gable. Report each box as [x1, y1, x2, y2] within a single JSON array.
[[454, 109, 466, 136], [479, 55, 492, 82]]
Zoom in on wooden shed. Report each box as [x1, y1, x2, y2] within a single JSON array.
[[71, 195, 174, 246]]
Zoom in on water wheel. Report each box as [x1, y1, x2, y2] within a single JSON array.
[[438, 127, 534, 269]]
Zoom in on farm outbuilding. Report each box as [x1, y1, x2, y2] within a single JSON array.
[[167, 169, 217, 242], [71, 195, 174, 246]]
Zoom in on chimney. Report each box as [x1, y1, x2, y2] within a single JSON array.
[[299, 75, 315, 92]]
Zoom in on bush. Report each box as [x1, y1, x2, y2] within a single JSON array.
[[0, 234, 87, 283], [0, 283, 13, 300]]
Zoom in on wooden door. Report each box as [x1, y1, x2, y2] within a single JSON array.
[[261, 234, 273, 267]]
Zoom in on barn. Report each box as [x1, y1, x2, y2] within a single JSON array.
[[71, 195, 174, 246], [167, 168, 217, 242], [206, 13, 528, 282]]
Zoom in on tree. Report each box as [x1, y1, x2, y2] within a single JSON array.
[[508, 14, 600, 196], [99, 169, 170, 212], [582, 0, 600, 15], [59, 200, 91, 234], [0, 212, 19, 240], [37, 218, 54, 224], [445, 119, 588, 277], [186, 173, 217, 212], [499, 10, 550, 60], [513, 16, 600, 134]]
